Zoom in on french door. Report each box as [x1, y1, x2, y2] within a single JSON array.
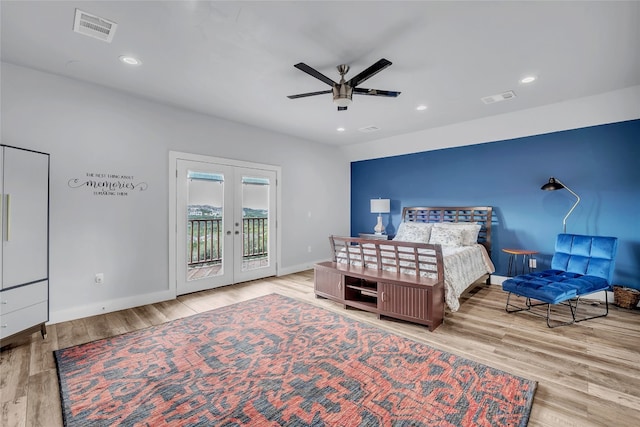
[[174, 157, 277, 295]]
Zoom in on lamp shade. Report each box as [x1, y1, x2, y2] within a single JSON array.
[[541, 177, 564, 191], [370, 198, 390, 214]]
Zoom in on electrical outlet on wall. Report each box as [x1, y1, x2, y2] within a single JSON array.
[[529, 258, 537, 269], [95, 273, 104, 284]]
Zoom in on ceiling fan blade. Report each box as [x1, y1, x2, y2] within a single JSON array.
[[294, 63, 337, 86], [287, 90, 332, 99], [347, 58, 392, 88], [353, 88, 401, 97], [337, 106, 348, 111]]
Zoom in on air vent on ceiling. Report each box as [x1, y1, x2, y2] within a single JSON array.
[[481, 90, 516, 105], [73, 9, 118, 43], [358, 125, 381, 133]]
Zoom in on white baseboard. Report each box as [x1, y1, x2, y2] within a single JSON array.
[[49, 262, 323, 324], [277, 260, 326, 276], [49, 289, 176, 324], [489, 274, 508, 285]]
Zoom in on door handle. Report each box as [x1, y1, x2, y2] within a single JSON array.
[[6, 194, 10, 241], [226, 230, 232, 235], [235, 231, 240, 235], [2, 194, 10, 242]]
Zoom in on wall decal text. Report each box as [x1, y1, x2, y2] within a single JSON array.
[[68, 172, 148, 197]]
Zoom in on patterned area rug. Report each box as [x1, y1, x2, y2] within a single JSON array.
[[55, 294, 536, 426]]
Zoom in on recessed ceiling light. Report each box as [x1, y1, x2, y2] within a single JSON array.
[[416, 105, 428, 111], [520, 76, 536, 84], [336, 127, 345, 132], [119, 55, 142, 66]]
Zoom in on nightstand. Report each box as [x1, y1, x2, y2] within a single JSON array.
[[358, 233, 389, 240]]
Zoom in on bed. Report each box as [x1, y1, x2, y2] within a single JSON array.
[[396, 206, 495, 311], [326, 206, 494, 313]]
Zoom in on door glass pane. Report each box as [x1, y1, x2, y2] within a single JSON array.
[[187, 171, 224, 281], [241, 176, 270, 272]]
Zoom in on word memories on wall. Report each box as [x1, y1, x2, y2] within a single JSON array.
[[68, 172, 148, 197]]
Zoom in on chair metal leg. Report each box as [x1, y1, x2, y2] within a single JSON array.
[[505, 292, 531, 313], [506, 292, 578, 328], [505, 293, 546, 313], [574, 291, 609, 323], [545, 299, 576, 328]]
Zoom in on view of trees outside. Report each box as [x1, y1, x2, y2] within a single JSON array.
[[187, 174, 269, 266]]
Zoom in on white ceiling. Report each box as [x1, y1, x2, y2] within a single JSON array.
[[2, 1, 639, 146]]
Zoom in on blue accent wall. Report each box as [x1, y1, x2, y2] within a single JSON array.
[[351, 119, 640, 289]]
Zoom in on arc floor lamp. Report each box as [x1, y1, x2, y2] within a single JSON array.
[[541, 177, 580, 233]]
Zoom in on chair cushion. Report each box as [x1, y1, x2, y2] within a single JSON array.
[[552, 234, 618, 283], [502, 269, 611, 304]]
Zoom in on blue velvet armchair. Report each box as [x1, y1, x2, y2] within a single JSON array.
[[502, 234, 618, 327]]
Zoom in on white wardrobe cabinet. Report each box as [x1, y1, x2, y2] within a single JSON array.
[[0, 145, 49, 348]]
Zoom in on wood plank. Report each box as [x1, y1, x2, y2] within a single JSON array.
[[0, 395, 27, 427], [26, 370, 63, 427], [55, 319, 91, 349], [29, 324, 58, 376], [0, 341, 30, 403], [110, 307, 153, 333]]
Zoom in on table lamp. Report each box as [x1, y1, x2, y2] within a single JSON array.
[[370, 198, 390, 234]]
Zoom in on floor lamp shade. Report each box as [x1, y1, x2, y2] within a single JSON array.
[[541, 177, 580, 233], [370, 199, 390, 234]]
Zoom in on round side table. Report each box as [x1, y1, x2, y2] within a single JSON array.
[[502, 248, 539, 276]]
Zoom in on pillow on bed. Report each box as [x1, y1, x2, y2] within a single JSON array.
[[393, 222, 433, 243], [433, 222, 481, 246], [429, 226, 465, 247]]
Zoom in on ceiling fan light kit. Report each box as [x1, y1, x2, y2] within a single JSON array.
[[333, 84, 353, 108], [288, 58, 400, 111]]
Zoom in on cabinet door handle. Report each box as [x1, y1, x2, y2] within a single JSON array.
[[380, 291, 385, 302], [5, 194, 10, 241], [337, 281, 341, 290]]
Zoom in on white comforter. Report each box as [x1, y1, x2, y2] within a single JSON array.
[[337, 244, 494, 312], [439, 245, 494, 311]]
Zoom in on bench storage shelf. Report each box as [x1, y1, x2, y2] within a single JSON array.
[[314, 237, 444, 331]]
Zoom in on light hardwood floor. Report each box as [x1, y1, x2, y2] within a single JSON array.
[[2, 271, 640, 426]]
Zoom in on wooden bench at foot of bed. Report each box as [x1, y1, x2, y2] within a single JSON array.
[[314, 236, 445, 331]]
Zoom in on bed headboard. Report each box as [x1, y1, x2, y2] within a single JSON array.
[[401, 206, 493, 256]]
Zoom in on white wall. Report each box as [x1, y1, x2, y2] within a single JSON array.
[[1, 62, 350, 323], [342, 85, 640, 161]]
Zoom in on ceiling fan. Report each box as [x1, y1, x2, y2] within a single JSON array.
[[287, 58, 401, 111]]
